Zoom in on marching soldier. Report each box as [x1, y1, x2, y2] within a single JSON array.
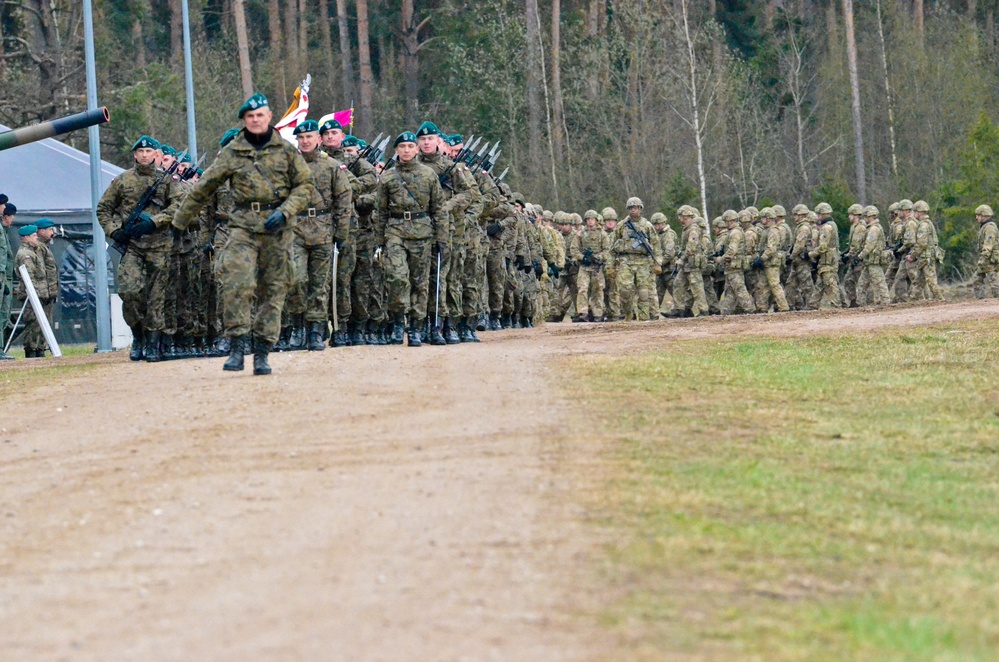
[[572, 210, 610, 322], [909, 200, 944, 301], [717, 209, 754, 315], [671, 206, 708, 317], [842, 203, 867, 307], [892, 199, 919, 302], [611, 197, 661, 321], [856, 205, 891, 306], [972, 204, 999, 299], [807, 202, 841, 309], [752, 208, 790, 312]]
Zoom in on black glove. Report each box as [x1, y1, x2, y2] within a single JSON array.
[[109, 228, 128, 244], [533, 261, 542, 278], [203, 243, 215, 256], [486, 222, 503, 238], [264, 209, 286, 233], [841, 253, 850, 264], [851, 257, 861, 267], [171, 226, 183, 241], [505, 257, 512, 270], [581, 254, 592, 266], [550, 264, 560, 279], [129, 218, 156, 238], [751, 257, 764, 269], [434, 241, 446, 257], [515, 255, 526, 270]]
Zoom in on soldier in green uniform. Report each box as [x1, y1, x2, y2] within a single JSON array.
[[671, 207, 708, 317], [892, 199, 919, 302], [200, 128, 240, 357], [972, 205, 999, 299], [786, 204, 815, 310], [856, 205, 891, 306], [716, 209, 754, 315], [612, 198, 661, 321], [841, 203, 867, 307], [14, 225, 54, 357], [909, 200, 944, 301], [97, 135, 183, 362], [752, 208, 790, 312], [377, 131, 448, 346], [172, 93, 313, 375], [284, 119, 353, 351], [571, 210, 609, 322], [0, 198, 15, 359], [807, 202, 842, 309], [651, 212, 677, 317]]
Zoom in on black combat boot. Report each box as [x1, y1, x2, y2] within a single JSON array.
[[252, 337, 273, 375], [429, 322, 447, 346], [443, 318, 460, 345], [512, 315, 522, 329], [407, 320, 423, 347], [175, 334, 192, 359], [501, 314, 512, 329], [144, 331, 163, 363], [307, 322, 326, 351], [522, 315, 534, 328], [390, 316, 406, 345], [223, 335, 247, 371], [465, 316, 481, 342], [490, 314, 502, 331], [129, 325, 144, 361], [365, 321, 381, 346], [274, 326, 291, 352], [215, 336, 231, 356], [379, 323, 391, 345], [476, 314, 488, 332], [331, 327, 349, 347], [289, 316, 307, 350], [350, 322, 367, 346], [159, 333, 177, 360], [458, 318, 474, 343]]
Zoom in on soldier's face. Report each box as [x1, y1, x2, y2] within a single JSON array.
[[628, 206, 642, 219], [395, 142, 418, 162], [161, 155, 177, 170], [21, 233, 38, 245], [322, 129, 344, 148], [343, 146, 360, 157], [586, 217, 596, 229], [296, 131, 321, 153], [134, 147, 157, 166], [451, 143, 464, 158], [417, 135, 438, 155], [604, 220, 615, 231], [243, 107, 273, 135], [39, 227, 55, 240], [1, 214, 12, 228]]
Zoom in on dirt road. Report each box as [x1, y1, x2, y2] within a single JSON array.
[[3, 299, 998, 661]]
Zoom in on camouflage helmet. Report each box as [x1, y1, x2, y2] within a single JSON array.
[[898, 199, 914, 211], [650, 212, 668, 224], [626, 196, 643, 209], [601, 207, 618, 221], [913, 200, 930, 212], [814, 202, 833, 215], [524, 203, 535, 216], [722, 209, 739, 222], [791, 203, 810, 216], [584, 209, 600, 220], [888, 202, 900, 214], [677, 205, 697, 217], [807, 210, 817, 222], [772, 204, 787, 218], [759, 207, 776, 219], [864, 205, 879, 217], [571, 212, 583, 226], [738, 209, 753, 223], [696, 216, 708, 229], [975, 204, 994, 217], [553, 211, 567, 224], [711, 216, 725, 230], [847, 203, 864, 215], [746, 206, 760, 218], [511, 191, 527, 207], [543, 209, 554, 221], [597, 212, 604, 223]]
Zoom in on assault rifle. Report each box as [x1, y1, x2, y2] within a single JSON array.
[[624, 218, 657, 261], [439, 136, 481, 191], [111, 149, 187, 255], [494, 166, 510, 184], [348, 132, 384, 170]]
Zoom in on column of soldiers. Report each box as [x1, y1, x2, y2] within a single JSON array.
[[92, 93, 999, 375]]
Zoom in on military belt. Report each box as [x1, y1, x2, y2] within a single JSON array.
[[296, 207, 331, 218], [389, 212, 429, 221], [235, 201, 282, 213]]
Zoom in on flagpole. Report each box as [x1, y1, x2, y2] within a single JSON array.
[[349, 99, 354, 135]]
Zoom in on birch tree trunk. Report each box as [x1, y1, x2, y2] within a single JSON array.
[[875, 0, 899, 179], [357, 0, 374, 135], [843, 0, 867, 202], [336, 0, 355, 107], [525, 0, 544, 179], [233, 0, 254, 97], [551, 0, 566, 164], [680, 0, 709, 222]]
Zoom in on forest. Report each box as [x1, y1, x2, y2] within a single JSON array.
[[2, 0, 999, 276]]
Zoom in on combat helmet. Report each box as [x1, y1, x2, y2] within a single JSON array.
[[746, 206, 760, 218], [847, 203, 864, 216], [571, 212, 583, 226], [601, 207, 618, 221], [913, 200, 930, 212], [814, 202, 833, 215], [543, 209, 554, 222], [722, 209, 739, 222], [898, 199, 914, 211], [791, 203, 810, 216], [759, 207, 775, 219], [651, 212, 668, 224], [584, 209, 600, 220], [888, 202, 900, 215], [626, 196, 643, 209], [772, 204, 787, 218], [677, 204, 696, 217], [711, 216, 725, 231], [864, 205, 879, 217], [975, 204, 994, 217]]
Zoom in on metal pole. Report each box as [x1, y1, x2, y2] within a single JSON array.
[[182, 0, 198, 163], [83, 0, 111, 353]]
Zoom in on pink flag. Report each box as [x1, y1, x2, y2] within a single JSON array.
[[319, 108, 354, 133]]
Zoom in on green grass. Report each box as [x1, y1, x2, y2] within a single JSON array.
[[570, 323, 999, 660], [0, 344, 102, 400]]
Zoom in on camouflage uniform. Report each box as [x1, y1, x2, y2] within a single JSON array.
[[97, 161, 183, 339], [14, 242, 54, 354], [885, 210, 906, 298], [572, 218, 610, 320], [910, 207, 944, 301], [656, 221, 678, 316], [756, 213, 790, 312], [344, 156, 382, 341], [612, 215, 661, 321], [856, 209, 891, 305], [808, 215, 842, 309], [0, 220, 13, 343], [486, 201, 517, 326], [377, 157, 447, 332], [973, 208, 999, 299], [172, 128, 313, 344], [786, 211, 816, 310], [166, 178, 205, 355], [201, 184, 234, 349], [516, 213, 544, 325], [673, 218, 708, 317], [892, 212, 920, 302], [710, 219, 728, 307], [742, 214, 763, 311], [842, 211, 867, 307], [717, 213, 754, 315]]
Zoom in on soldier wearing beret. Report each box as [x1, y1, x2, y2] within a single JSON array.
[[97, 134, 183, 362], [1, 199, 15, 359], [172, 93, 314, 375], [14, 225, 55, 357]]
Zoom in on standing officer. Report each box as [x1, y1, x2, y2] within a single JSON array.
[[97, 135, 182, 363], [378, 131, 447, 346], [572, 210, 610, 322], [972, 205, 999, 299], [172, 93, 313, 375], [14, 225, 54, 357], [671, 207, 708, 317], [611, 197, 661, 321]]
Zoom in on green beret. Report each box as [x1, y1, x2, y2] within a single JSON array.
[[219, 128, 240, 148], [341, 135, 362, 148], [445, 134, 463, 147], [416, 121, 440, 137], [18, 224, 37, 237], [196, 168, 204, 177], [293, 119, 320, 135], [160, 144, 177, 157], [179, 152, 192, 164], [35, 218, 55, 229], [356, 138, 368, 149], [393, 131, 417, 147], [238, 93, 269, 119], [320, 119, 342, 134], [132, 135, 160, 151]]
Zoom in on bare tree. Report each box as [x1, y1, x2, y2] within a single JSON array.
[[233, 0, 254, 97], [336, 0, 355, 107], [843, 0, 867, 202], [356, 0, 374, 134], [875, 0, 899, 179], [400, 0, 433, 126], [268, 0, 286, 102], [525, 0, 544, 179]]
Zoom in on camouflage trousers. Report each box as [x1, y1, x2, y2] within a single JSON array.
[[486, 241, 508, 314], [504, 262, 525, 316], [287, 239, 332, 323], [19, 300, 52, 352], [445, 241, 466, 319], [842, 263, 863, 306], [704, 271, 720, 315], [913, 258, 943, 301], [616, 255, 655, 321], [753, 265, 789, 312], [575, 266, 605, 319], [474, 236, 489, 315], [460, 237, 483, 317], [785, 259, 814, 310], [553, 267, 578, 321], [118, 245, 170, 332], [603, 267, 621, 319], [892, 258, 918, 302], [384, 235, 432, 322], [656, 270, 674, 316], [886, 256, 907, 301], [673, 268, 708, 317], [857, 263, 890, 306], [719, 270, 754, 315], [165, 246, 203, 338], [202, 253, 223, 342], [331, 239, 356, 328], [352, 235, 386, 325], [220, 227, 293, 343], [517, 271, 539, 320], [808, 265, 841, 310], [972, 269, 999, 299]]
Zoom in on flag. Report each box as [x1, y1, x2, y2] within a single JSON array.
[[275, 74, 312, 145], [318, 108, 353, 133]]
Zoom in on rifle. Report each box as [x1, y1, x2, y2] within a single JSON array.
[[111, 149, 187, 254], [439, 137, 480, 191], [181, 153, 207, 181], [347, 132, 384, 170], [494, 166, 509, 184], [624, 218, 657, 261]]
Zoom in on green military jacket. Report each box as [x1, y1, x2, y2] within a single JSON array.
[[201, 183, 235, 251], [572, 225, 610, 268], [418, 151, 481, 245], [977, 220, 999, 271], [1, 224, 14, 286], [97, 162, 183, 251], [811, 219, 840, 267], [172, 128, 313, 233], [859, 220, 888, 266], [297, 149, 353, 247], [376, 158, 446, 243], [15, 243, 53, 301], [37, 239, 58, 299], [721, 226, 746, 271], [612, 216, 662, 261], [912, 217, 940, 263], [791, 219, 814, 261], [845, 220, 868, 260]]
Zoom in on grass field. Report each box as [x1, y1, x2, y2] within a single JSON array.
[[571, 322, 999, 660]]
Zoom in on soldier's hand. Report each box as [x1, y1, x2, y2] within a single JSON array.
[[752, 257, 764, 269], [109, 229, 128, 244], [841, 253, 850, 264], [653, 264, 663, 275], [374, 245, 383, 261], [264, 210, 286, 233], [533, 261, 542, 278], [129, 218, 156, 238]]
